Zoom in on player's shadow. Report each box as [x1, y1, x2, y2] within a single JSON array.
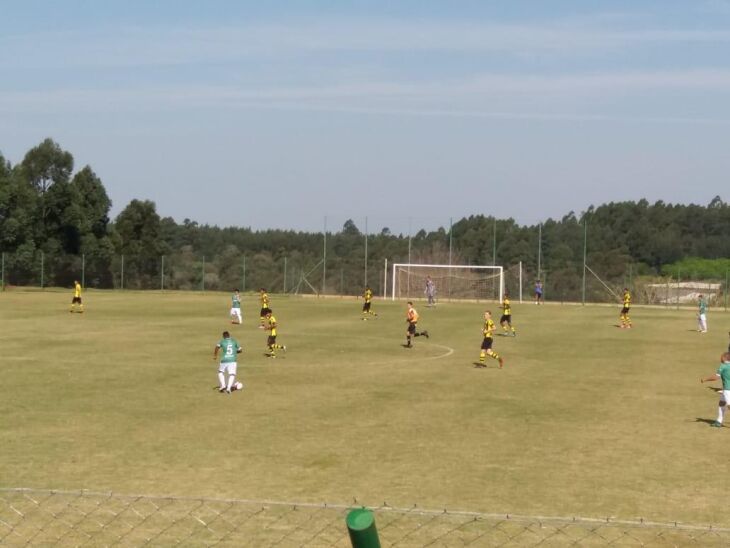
[[695, 418, 719, 426], [704, 386, 723, 393]]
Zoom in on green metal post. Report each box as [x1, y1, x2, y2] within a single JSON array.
[[202, 256, 205, 291], [628, 262, 632, 293], [725, 268, 728, 311], [242, 256, 246, 292], [161, 255, 165, 290], [82, 253, 86, 289], [346, 509, 381, 548], [323, 216, 327, 295], [340, 268, 344, 296], [40, 252, 44, 289], [537, 222, 542, 280], [283, 256, 287, 293], [1, 252, 4, 291], [121, 254, 124, 290], [582, 221, 587, 306], [676, 267, 680, 310], [364, 216, 368, 286]]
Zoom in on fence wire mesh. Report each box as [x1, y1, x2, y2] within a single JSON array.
[[2, 489, 729, 547]]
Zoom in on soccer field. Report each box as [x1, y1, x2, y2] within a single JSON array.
[[1, 289, 728, 528]]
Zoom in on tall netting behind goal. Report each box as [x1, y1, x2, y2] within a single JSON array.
[[391, 264, 504, 303]]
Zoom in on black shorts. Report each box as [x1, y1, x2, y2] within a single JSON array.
[[363, 301, 371, 312], [260, 307, 271, 317], [72, 297, 82, 304], [481, 337, 493, 350], [500, 314, 511, 324], [267, 335, 276, 346], [621, 307, 630, 315], [407, 323, 417, 335]]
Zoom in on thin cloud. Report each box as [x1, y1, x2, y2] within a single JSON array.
[[2, 19, 730, 69], [2, 69, 730, 125]]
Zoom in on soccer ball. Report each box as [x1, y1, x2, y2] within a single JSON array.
[[234, 381, 243, 391]]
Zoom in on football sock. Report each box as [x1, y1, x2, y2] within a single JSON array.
[[226, 375, 235, 391], [218, 372, 226, 389], [718, 405, 726, 424], [489, 350, 501, 361], [479, 351, 486, 363]]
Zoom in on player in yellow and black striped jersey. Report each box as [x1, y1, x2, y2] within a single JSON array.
[[405, 302, 429, 347], [361, 286, 378, 320], [619, 288, 632, 329], [264, 310, 286, 357], [478, 311, 503, 368], [70, 280, 83, 313], [499, 293, 516, 336], [259, 288, 271, 328]]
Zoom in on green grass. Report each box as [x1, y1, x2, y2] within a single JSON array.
[[1, 289, 728, 526]]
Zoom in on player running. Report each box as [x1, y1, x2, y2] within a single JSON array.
[[70, 280, 83, 313], [499, 292, 516, 336], [477, 310, 503, 368], [361, 286, 377, 320], [264, 309, 286, 358], [259, 288, 271, 328], [700, 352, 730, 427], [619, 288, 632, 329], [230, 289, 242, 325], [404, 301, 429, 348], [213, 330, 242, 393]]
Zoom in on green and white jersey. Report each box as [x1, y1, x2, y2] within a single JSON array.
[[218, 338, 241, 363], [699, 299, 707, 315], [232, 294, 241, 308], [717, 362, 730, 390]]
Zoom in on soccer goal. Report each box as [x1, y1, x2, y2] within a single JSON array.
[[391, 263, 504, 303]]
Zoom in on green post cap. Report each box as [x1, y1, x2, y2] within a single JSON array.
[[346, 508, 380, 548], [347, 508, 374, 530]]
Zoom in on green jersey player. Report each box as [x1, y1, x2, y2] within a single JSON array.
[[230, 289, 242, 324], [700, 352, 730, 427], [213, 331, 242, 393]]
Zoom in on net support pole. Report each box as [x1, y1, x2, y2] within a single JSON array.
[[242, 256, 246, 292], [383, 258, 388, 299], [161, 255, 165, 290], [364, 216, 368, 286], [82, 253, 85, 289], [121, 254, 124, 290], [725, 268, 728, 311], [322, 216, 327, 296], [283, 256, 287, 293], [40, 251, 44, 289], [346, 508, 381, 548], [676, 267, 680, 310], [202, 256, 205, 292], [407, 217, 412, 298], [1, 252, 4, 291], [582, 221, 587, 306], [537, 222, 542, 280], [519, 260, 523, 303]]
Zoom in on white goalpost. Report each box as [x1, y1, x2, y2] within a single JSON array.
[[391, 263, 504, 303]]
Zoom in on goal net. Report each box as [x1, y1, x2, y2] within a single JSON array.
[[391, 264, 504, 303]]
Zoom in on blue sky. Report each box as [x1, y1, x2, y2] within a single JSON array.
[[2, 0, 730, 233]]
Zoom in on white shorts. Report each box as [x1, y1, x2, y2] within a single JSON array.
[[720, 390, 730, 405], [218, 362, 237, 375], [230, 307, 241, 315]]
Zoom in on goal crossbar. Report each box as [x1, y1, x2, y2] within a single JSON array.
[[391, 263, 504, 303]]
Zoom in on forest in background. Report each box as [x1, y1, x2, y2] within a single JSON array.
[[2, 139, 729, 301]]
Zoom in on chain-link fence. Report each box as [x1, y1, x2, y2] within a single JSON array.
[[2, 488, 729, 547], [1, 250, 728, 309]]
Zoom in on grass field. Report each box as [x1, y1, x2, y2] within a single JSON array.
[[1, 289, 729, 528]]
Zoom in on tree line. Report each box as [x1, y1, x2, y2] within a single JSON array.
[[2, 139, 729, 299]]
